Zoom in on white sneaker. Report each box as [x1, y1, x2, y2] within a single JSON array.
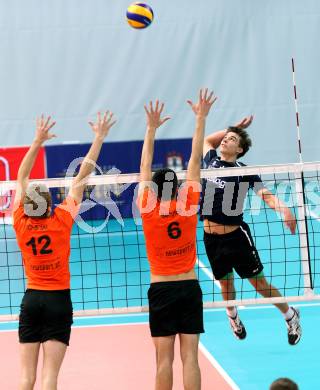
[[228, 312, 247, 340], [286, 307, 302, 345]]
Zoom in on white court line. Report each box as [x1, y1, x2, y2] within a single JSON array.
[[72, 321, 148, 329], [2, 301, 320, 324], [1, 302, 320, 329], [77, 312, 148, 320], [0, 321, 149, 333], [199, 342, 240, 390], [0, 311, 148, 324], [0, 329, 18, 333]]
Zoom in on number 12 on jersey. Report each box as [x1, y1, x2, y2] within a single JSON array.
[[26, 235, 53, 256]]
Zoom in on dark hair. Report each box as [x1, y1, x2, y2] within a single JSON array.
[[226, 126, 252, 158], [152, 168, 178, 201], [23, 183, 52, 218], [270, 378, 299, 390]]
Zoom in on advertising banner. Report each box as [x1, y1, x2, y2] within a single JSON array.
[[45, 139, 192, 220]]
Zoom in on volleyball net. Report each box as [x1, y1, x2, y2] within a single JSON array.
[[0, 161, 319, 321]]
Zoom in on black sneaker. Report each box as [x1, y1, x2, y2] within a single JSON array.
[[228, 313, 247, 340], [286, 307, 302, 345]]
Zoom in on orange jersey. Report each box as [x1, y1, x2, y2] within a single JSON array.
[[13, 197, 78, 290], [138, 182, 200, 276]]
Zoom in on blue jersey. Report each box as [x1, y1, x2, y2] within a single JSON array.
[[200, 149, 265, 225]]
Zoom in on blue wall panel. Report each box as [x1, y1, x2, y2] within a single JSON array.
[[45, 138, 192, 219]]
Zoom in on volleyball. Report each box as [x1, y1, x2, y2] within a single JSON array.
[[126, 3, 154, 29]]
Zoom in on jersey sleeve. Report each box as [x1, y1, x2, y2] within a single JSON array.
[[203, 149, 218, 168], [54, 196, 79, 230]]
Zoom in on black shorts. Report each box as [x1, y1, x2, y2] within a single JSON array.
[[148, 279, 204, 337], [203, 222, 264, 280], [19, 289, 73, 346]]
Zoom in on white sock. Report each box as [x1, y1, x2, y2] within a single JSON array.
[[283, 307, 295, 321], [227, 307, 237, 318]]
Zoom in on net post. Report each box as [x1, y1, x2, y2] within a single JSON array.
[[294, 167, 314, 296]]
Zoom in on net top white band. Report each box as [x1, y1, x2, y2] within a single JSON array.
[[0, 161, 320, 190]]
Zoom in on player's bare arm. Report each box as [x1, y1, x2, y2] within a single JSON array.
[[257, 188, 297, 234], [187, 88, 217, 182], [14, 115, 56, 208], [139, 100, 170, 186], [203, 115, 254, 156], [69, 111, 116, 204]]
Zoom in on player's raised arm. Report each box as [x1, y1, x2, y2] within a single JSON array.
[[186, 88, 217, 182], [203, 115, 253, 157], [139, 100, 170, 184], [14, 115, 56, 208], [68, 111, 116, 204], [257, 188, 297, 234]]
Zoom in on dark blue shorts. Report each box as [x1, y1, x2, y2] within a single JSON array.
[[204, 222, 264, 280]]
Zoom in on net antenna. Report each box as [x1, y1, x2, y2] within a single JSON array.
[[291, 57, 313, 293], [291, 58, 303, 164]]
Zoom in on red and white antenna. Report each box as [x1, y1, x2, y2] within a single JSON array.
[[291, 57, 313, 292], [291, 58, 303, 163]]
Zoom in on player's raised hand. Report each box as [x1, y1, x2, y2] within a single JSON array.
[[35, 115, 56, 143], [144, 100, 171, 130], [89, 111, 116, 139], [234, 115, 254, 129], [187, 88, 217, 118]]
